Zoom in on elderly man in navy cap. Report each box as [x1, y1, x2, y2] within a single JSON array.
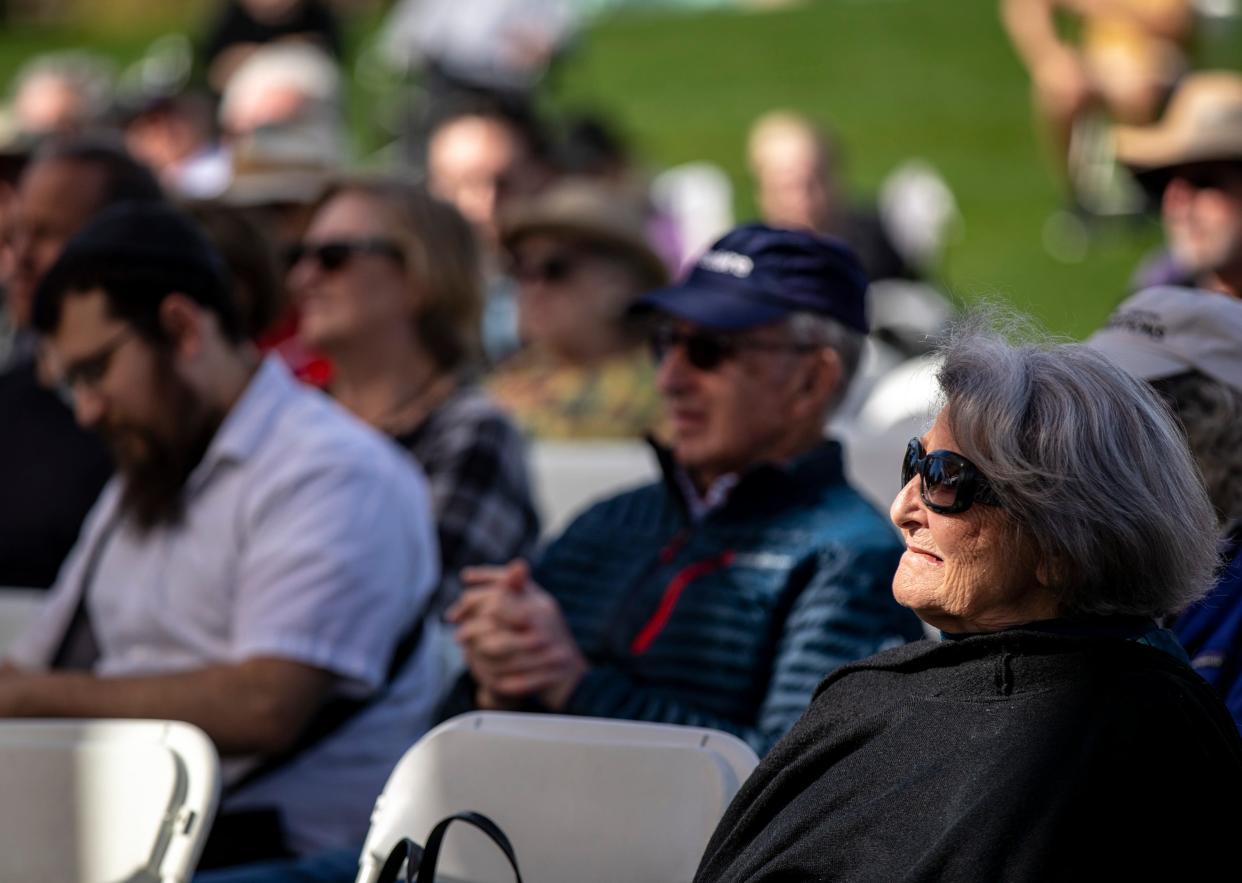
[[447, 223, 924, 754]]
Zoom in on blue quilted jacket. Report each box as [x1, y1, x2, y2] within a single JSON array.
[[532, 440, 924, 755]]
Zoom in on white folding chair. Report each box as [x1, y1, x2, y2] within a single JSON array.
[[0, 719, 220, 883], [355, 712, 759, 883], [529, 440, 658, 538]]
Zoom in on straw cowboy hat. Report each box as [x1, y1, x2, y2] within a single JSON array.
[[1114, 72, 1242, 170]]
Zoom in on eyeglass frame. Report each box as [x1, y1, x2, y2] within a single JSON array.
[[901, 437, 1002, 515], [1166, 160, 1242, 193], [647, 324, 822, 372], [54, 325, 137, 400]]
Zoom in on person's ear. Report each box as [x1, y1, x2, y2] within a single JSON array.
[[158, 293, 205, 359], [790, 347, 842, 417]]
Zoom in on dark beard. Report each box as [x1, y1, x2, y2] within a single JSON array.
[[102, 356, 224, 532]]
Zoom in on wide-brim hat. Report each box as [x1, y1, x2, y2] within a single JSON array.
[[1114, 72, 1242, 171], [222, 118, 344, 207], [499, 179, 669, 288]]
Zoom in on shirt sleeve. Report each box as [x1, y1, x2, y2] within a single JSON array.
[[233, 456, 437, 697]]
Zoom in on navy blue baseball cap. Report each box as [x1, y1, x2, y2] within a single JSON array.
[[631, 223, 870, 333]]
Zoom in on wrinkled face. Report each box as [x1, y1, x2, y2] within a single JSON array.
[[47, 288, 220, 528], [655, 318, 819, 487], [427, 116, 540, 248], [510, 233, 637, 353], [752, 133, 835, 233], [1162, 163, 1242, 280], [6, 159, 106, 329], [288, 191, 411, 352], [890, 409, 1051, 633]]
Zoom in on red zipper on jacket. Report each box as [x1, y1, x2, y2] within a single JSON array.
[[630, 547, 736, 655]]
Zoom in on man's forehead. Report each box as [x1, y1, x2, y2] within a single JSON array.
[[50, 288, 122, 352]]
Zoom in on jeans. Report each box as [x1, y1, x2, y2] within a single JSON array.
[[194, 846, 359, 883]]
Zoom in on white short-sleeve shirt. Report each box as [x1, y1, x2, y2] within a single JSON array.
[[9, 356, 441, 854]]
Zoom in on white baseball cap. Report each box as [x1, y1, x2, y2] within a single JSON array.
[[1086, 286, 1242, 392]]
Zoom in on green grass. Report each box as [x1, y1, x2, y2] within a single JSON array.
[[551, 0, 1164, 338], [0, 0, 1172, 337]]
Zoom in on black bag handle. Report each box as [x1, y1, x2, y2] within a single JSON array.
[[375, 811, 523, 883]]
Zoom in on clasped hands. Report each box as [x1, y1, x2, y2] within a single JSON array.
[[446, 561, 588, 712]]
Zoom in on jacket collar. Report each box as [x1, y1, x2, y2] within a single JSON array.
[[650, 436, 847, 523]]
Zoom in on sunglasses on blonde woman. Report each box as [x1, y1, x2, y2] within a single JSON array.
[[287, 239, 405, 272], [901, 437, 1001, 514]]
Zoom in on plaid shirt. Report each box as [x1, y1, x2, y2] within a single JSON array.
[[396, 385, 540, 613]]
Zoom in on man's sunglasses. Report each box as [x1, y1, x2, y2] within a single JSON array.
[[1169, 161, 1242, 193], [901, 437, 1001, 514], [648, 326, 820, 372], [287, 238, 405, 272]]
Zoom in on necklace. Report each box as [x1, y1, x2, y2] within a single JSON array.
[[337, 369, 456, 434]]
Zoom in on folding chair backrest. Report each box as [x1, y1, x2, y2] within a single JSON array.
[[356, 712, 759, 883], [529, 441, 658, 538], [0, 719, 220, 883]]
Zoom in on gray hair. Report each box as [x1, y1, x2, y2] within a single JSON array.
[[1149, 371, 1242, 525], [786, 311, 864, 416], [936, 315, 1218, 618]]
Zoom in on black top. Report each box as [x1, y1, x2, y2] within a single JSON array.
[[0, 361, 112, 588], [202, 0, 343, 70], [696, 628, 1242, 882]]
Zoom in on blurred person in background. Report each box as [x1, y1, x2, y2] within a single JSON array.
[[747, 111, 911, 283], [6, 202, 440, 868], [695, 320, 1241, 883], [379, 0, 577, 100], [0, 138, 164, 590], [425, 98, 555, 361], [289, 175, 539, 614], [124, 90, 230, 200], [217, 41, 345, 147], [202, 0, 343, 94], [0, 150, 30, 367], [1002, 0, 1191, 190], [4, 138, 165, 364], [486, 179, 667, 439], [3, 51, 115, 143], [1116, 72, 1242, 299], [1087, 286, 1242, 731]]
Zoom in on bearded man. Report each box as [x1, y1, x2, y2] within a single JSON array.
[[1, 202, 442, 867]]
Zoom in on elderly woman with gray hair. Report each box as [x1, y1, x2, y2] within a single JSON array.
[[694, 321, 1242, 883]]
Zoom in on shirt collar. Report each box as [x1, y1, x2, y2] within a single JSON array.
[[652, 437, 847, 521], [673, 468, 740, 522], [188, 356, 297, 488]]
